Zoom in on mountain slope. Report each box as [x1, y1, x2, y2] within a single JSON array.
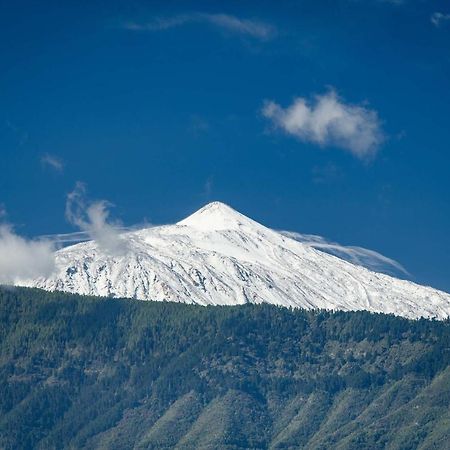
[[0, 287, 449, 449], [27, 202, 450, 319]]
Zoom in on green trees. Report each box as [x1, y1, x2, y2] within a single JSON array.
[[0, 286, 449, 449]]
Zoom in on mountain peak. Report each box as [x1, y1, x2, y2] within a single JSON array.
[[177, 201, 255, 231], [25, 202, 450, 320]]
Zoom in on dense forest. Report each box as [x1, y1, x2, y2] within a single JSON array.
[[0, 286, 449, 449]]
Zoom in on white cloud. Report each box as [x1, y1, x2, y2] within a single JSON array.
[[431, 12, 450, 27], [124, 13, 276, 40], [312, 162, 343, 184], [280, 230, 409, 278], [262, 90, 384, 159], [65, 183, 127, 256], [41, 153, 64, 172], [0, 224, 55, 284]]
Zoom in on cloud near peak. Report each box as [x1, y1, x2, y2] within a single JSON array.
[[65, 183, 127, 256], [262, 90, 384, 159], [280, 230, 409, 278], [124, 12, 276, 40], [0, 224, 55, 284]]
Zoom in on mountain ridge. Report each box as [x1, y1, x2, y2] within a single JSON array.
[[24, 202, 450, 320]]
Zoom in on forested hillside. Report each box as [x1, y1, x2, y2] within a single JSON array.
[[0, 287, 449, 449]]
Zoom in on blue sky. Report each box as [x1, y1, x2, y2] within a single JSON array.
[[1, 0, 450, 291]]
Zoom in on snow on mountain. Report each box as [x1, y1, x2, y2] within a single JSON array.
[[26, 202, 450, 320]]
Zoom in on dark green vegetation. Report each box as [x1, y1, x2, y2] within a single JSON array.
[[0, 287, 449, 450]]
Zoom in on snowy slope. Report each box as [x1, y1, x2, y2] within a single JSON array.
[[27, 202, 450, 319]]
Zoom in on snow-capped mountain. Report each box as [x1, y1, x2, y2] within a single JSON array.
[[27, 202, 450, 320]]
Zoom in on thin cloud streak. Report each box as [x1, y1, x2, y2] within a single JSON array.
[[124, 13, 276, 40], [41, 153, 64, 172], [40, 224, 146, 246], [280, 230, 409, 278], [262, 90, 384, 159]]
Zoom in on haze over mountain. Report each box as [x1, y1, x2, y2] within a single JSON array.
[[25, 202, 450, 320]]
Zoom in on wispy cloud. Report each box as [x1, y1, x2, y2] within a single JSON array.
[[0, 224, 55, 284], [39, 230, 93, 245], [189, 115, 210, 136], [4, 120, 29, 146], [262, 90, 384, 160], [312, 162, 344, 184], [65, 183, 127, 256], [203, 176, 214, 198], [280, 230, 409, 278], [124, 13, 276, 40], [431, 12, 450, 27], [39, 223, 151, 246], [41, 153, 64, 172]]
